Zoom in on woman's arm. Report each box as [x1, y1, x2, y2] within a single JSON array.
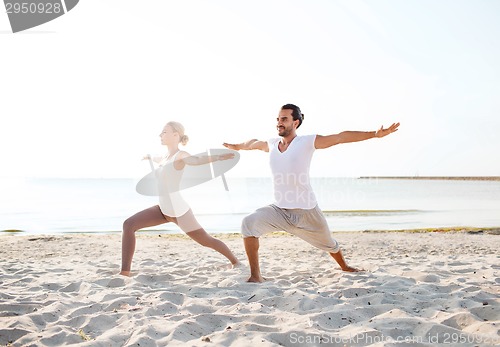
[[223, 139, 269, 152]]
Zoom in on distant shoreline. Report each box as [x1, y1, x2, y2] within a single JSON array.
[[359, 176, 500, 181], [3, 226, 500, 236]]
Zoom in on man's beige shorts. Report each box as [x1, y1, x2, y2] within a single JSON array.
[[241, 204, 340, 253]]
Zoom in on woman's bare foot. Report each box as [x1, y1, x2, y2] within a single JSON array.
[[218, 261, 243, 270], [120, 270, 132, 277], [231, 261, 243, 269]]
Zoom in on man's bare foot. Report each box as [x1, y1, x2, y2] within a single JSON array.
[[341, 266, 363, 272], [120, 270, 131, 277], [247, 275, 265, 283]]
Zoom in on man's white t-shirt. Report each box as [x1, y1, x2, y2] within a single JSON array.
[[268, 134, 317, 209]]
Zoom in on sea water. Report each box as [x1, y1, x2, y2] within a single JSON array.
[[1, 177, 499, 235]]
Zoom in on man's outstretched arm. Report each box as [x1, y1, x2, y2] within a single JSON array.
[[315, 122, 400, 149], [223, 139, 269, 152]]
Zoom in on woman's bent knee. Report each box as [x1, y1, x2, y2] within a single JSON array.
[[123, 218, 137, 234]]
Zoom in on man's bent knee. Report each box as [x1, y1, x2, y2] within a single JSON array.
[[241, 214, 259, 238], [241, 213, 262, 238]]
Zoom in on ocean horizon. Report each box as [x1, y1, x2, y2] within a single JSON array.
[[1, 176, 499, 235]]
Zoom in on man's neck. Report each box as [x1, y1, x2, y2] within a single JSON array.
[[280, 133, 297, 145]]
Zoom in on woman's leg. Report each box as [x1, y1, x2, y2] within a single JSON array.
[[187, 229, 240, 266], [176, 210, 240, 266], [121, 205, 168, 275]]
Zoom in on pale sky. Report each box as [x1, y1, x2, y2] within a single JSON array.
[[1, 0, 499, 178]]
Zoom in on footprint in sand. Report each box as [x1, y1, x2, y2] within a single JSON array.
[[95, 277, 126, 288], [0, 328, 31, 346], [59, 283, 78, 293], [217, 278, 239, 287], [469, 305, 499, 321]]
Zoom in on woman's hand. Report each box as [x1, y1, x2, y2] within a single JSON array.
[[216, 153, 235, 161]]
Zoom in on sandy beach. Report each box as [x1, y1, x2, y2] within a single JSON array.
[[1, 231, 499, 346]]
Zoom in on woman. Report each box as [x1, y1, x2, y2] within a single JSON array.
[[120, 121, 239, 276]]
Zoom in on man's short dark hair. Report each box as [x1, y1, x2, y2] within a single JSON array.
[[281, 104, 304, 128]]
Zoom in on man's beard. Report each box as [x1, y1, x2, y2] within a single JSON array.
[[278, 126, 292, 137]]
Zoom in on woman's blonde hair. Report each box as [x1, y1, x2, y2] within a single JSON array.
[[167, 121, 189, 146]]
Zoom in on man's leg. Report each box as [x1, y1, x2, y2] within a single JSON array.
[[244, 236, 264, 282], [241, 205, 291, 282], [330, 249, 361, 272], [289, 229, 362, 272], [288, 206, 362, 272]]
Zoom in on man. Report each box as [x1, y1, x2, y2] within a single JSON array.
[[223, 104, 399, 282]]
